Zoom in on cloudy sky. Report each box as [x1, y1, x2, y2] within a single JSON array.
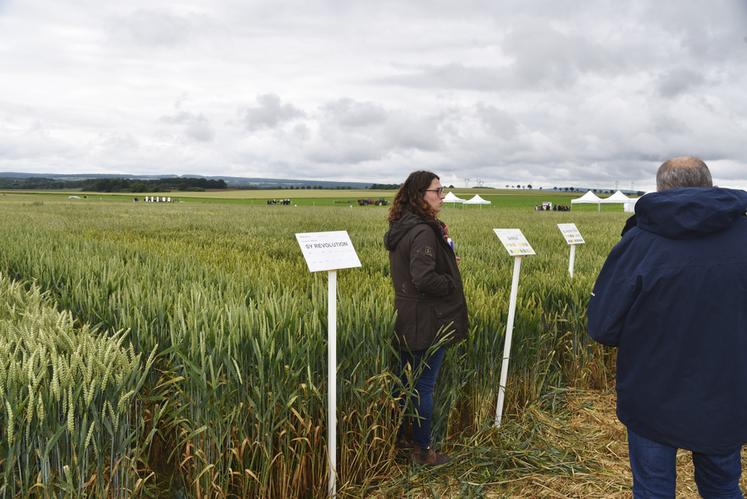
[[1, 0, 747, 190]]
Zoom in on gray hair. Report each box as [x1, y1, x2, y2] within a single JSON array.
[[656, 156, 713, 191]]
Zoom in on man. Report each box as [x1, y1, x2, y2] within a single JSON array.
[[588, 157, 747, 498]]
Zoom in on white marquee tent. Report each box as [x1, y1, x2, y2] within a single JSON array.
[[624, 190, 655, 212], [600, 190, 632, 203], [623, 194, 647, 212], [443, 191, 466, 204], [602, 190, 645, 212], [570, 190, 602, 211], [463, 194, 491, 205]]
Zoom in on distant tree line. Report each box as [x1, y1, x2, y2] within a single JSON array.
[[550, 186, 645, 196], [284, 185, 354, 190], [0, 178, 63, 190], [80, 178, 227, 192], [238, 185, 359, 190], [369, 183, 400, 190], [0, 177, 227, 192]]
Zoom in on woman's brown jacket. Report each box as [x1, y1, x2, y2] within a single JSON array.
[[384, 212, 469, 351]]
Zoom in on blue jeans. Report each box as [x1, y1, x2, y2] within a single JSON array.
[[396, 347, 446, 449], [628, 429, 744, 499]]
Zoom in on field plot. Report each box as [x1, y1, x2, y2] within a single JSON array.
[[1, 188, 599, 208], [0, 192, 628, 496]]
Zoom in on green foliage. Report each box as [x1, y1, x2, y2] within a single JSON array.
[[0, 177, 227, 192], [0, 275, 156, 497], [0, 198, 625, 496]]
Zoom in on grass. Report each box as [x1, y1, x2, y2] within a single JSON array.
[[0, 188, 632, 210], [0, 192, 635, 496], [0, 275, 157, 497]]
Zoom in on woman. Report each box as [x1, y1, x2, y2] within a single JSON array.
[[384, 170, 469, 466]]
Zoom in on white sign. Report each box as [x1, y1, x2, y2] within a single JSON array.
[[493, 229, 536, 256], [295, 230, 362, 496], [492, 229, 534, 427], [557, 223, 585, 245], [295, 231, 361, 273]]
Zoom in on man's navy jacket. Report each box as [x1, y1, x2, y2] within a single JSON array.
[[588, 187, 747, 454]]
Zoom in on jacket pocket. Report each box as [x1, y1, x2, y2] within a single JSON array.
[[394, 297, 417, 348], [415, 301, 437, 347], [433, 297, 467, 340]]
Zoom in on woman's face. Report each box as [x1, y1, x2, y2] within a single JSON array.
[[423, 177, 444, 214]]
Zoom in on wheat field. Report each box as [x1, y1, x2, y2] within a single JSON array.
[[0, 194, 626, 497]]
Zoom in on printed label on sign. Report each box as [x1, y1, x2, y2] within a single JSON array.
[[557, 223, 585, 245], [295, 231, 362, 272], [493, 229, 536, 256]]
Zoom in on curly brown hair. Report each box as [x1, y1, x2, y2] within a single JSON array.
[[387, 170, 440, 223]]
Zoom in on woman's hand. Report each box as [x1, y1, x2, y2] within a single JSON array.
[[456, 255, 462, 265]]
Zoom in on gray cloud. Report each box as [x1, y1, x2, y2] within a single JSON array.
[[305, 98, 441, 165], [322, 99, 387, 128], [657, 68, 707, 98], [376, 20, 626, 92], [291, 123, 311, 141], [474, 103, 519, 139], [0, 120, 77, 162], [241, 94, 305, 132], [159, 111, 215, 142], [500, 21, 615, 89], [644, 1, 747, 60], [111, 9, 218, 48], [2, 0, 747, 188], [377, 63, 504, 91]]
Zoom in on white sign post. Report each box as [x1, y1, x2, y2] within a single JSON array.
[[557, 223, 585, 279], [492, 229, 536, 427], [295, 231, 361, 498]]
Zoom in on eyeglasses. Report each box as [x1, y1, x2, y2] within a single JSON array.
[[424, 187, 444, 195]]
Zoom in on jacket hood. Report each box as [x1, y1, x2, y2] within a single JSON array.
[[384, 212, 433, 250], [635, 187, 747, 239]]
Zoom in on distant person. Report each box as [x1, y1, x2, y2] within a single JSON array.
[[384, 170, 468, 466], [588, 157, 747, 498]]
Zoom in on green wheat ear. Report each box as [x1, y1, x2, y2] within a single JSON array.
[[0, 273, 152, 496], [0, 198, 617, 496]]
